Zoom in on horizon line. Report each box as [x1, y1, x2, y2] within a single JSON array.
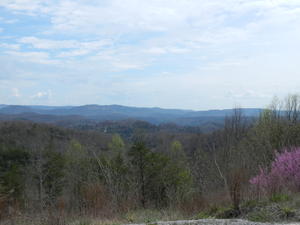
[[0, 103, 264, 112]]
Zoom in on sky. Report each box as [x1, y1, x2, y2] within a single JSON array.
[[0, 0, 300, 110]]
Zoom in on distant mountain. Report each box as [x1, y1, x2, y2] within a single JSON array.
[[0, 104, 263, 128], [0, 105, 34, 114], [0, 112, 85, 124]]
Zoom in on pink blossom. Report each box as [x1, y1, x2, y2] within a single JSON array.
[[250, 147, 300, 194]]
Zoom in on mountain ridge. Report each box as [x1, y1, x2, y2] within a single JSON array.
[[0, 104, 263, 127]]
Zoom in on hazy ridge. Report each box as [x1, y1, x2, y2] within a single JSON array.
[[0, 104, 262, 128]]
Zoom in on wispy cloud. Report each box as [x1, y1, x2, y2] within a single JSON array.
[[31, 90, 52, 100], [0, 43, 20, 50], [5, 50, 59, 65], [0, 0, 300, 108], [11, 87, 21, 97]]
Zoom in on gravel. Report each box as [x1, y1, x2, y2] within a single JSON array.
[[125, 219, 300, 225]]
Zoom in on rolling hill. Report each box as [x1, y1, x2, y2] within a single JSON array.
[[0, 104, 262, 130]]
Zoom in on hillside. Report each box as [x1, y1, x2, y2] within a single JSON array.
[[0, 104, 262, 129], [1, 96, 300, 225]]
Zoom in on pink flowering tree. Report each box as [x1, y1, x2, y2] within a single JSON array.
[[250, 147, 300, 196]]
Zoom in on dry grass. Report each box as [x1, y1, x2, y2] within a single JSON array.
[[0, 209, 187, 225]]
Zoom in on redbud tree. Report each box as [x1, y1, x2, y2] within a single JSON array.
[[250, 147, 300, 195]]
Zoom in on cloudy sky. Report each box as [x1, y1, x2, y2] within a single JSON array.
[[0, 0, 300, 110]]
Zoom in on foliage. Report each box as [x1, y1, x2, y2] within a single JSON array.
[[250, 147, 300, 195], [128, 141, 192, 208], [43, 150, 66, 203], [0, 146, 29, 201], [270, 193, 290, 203], [247, 209, 272, 222], [215, 207, 240, 219], [123, 209, 184, 224], [280, 206, 295, 219], [195, 205, 239, 219], [108, 134, 125, 155], [2, 94, 300, 222], [195, 211, 214, 219]]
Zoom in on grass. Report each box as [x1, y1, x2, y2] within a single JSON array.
[[0, 208, 187, 225], [194, 205, 239, 219], [269, 193, 290, 203], [247, 209, 272, 222], [194, 211, 215, 219], [123, 209, 185, 224], [281, 207, 295, 219], [243, 193, 300, 222], [2, 193, 300, 225]]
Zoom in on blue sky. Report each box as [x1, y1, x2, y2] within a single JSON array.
[[1, 0, 300, 110]]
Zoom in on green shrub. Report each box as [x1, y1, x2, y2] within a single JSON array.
[[215, 207, 240, 219], [195, 212, 214, 219], [241, 199, 268, 213], [78, 221, 91, 225], [281, 207, 295, 219], [242, 200, 259, 209], [206, 205, 220, 215], [270, 193, 290, 203], [196, 205, 240, 219], [248, 210, 271, 222]]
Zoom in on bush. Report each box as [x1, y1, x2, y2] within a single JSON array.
[[195, 205, 240, 219], [280, 207, 295, 219], [248, 209, 272, 222], [242, 199, 260, 209], [195, 212, 214, 219], [270, 193, 290, 203], [215, 207, 240, 219], [250, 147, 300, 195]]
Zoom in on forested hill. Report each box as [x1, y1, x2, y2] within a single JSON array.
[[2, 95, 300, 224], [0, 104, 262, 128]]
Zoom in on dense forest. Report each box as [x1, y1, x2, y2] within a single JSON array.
[[1, 94, 300, 224]]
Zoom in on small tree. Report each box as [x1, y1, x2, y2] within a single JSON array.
[[108, 134, 125, 155], [250, 147, 300, 196], [0, 146, 29, 218], [128, 141, 150, 208], [42, 150, 65, 206], [0, 147, 29, 201]]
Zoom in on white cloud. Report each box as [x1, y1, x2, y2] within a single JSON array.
[[0, 16, 18, 24], [0, 0, 52, 14], [0, 1, 274, 33], [0, 43, 20, 50], [226, 90, 271, 100], [145, 47, 167, 55], [19, 36, 110, 50], [144, 46, 189, 55], [19, 37, 78, 49], [6, 0, 300, 64], [57, 49, 90, 57], [42, 0, 300, 37], [18, 36, 112, 59], [1, 0, 300, 108], [2, 0, 300, 36], [111, 61, 145, 71], [31, 90, 52, 100], [11, 88, 21, 97], [5, 50, 59, 64]]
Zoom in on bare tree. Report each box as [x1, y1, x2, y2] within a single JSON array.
[[285, 94, 300, 123]]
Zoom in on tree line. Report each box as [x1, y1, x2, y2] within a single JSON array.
[[1, 94, 300, 221]]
